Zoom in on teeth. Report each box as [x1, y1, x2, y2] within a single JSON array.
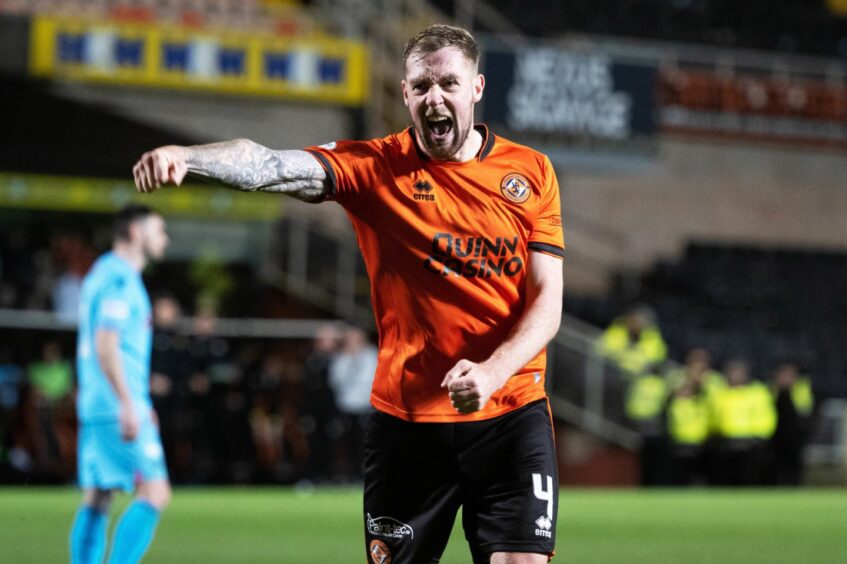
[[428, 116, 450, 123]]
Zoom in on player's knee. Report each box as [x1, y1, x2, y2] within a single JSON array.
[[151, 483, 172, 510], [490, 552, 548, 564], [138, 481, 172, 510]]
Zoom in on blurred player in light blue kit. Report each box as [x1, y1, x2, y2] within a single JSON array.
[[70, 205, 171, 564]]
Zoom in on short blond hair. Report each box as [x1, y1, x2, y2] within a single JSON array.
[[403, 24, 479, 68]]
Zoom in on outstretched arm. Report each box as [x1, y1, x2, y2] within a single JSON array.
[[441, 251, 564, 414], [133, 139, 330, 202]]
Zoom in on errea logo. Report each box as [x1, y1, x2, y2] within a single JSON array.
[[535, 515, 552, 531], [412, 180, 435, 202]]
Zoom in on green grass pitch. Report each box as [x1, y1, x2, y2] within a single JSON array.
[[0, 486, 845, 563]]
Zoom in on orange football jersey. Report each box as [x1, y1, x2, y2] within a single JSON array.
[[307, 125, 564, 422]]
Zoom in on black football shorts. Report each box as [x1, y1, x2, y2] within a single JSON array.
[[363, 399, 558, 563]]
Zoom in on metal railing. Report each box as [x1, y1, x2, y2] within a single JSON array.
[[548, 320, 642, 449], [805, 399, 847, 467], [0, 308, 339, 339], [270, 216, 374, 329]]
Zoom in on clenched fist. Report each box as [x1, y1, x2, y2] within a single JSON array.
[[133, 145, 189, 193], [441, 359, 510, 414]]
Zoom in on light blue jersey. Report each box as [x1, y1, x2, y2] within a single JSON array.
[[76, 252, 153, 423]]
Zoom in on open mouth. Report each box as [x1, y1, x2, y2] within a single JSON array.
[[426, 115, 453, 138]]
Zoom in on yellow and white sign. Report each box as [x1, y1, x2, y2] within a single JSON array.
[[29, 17, 368, 105]]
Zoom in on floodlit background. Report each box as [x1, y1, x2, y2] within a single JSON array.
[[0, 1, 846, 562]]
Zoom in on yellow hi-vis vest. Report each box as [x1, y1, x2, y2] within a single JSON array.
[[626, 374, 668, 421], [713, 382, 777, 439], [791, 378, 814, 416], [771, 377, 815, 417], [668, 396, 710, 445], [598, 321, 668, 375], [748, 382, 777, 439]]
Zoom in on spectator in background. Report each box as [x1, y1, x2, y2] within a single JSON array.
[[187, 304, 238, 482], [624, 364, 670, 486], [214, 360, 253, 482], [600, 305, 669, 485], [768, 362, 815, 485], [328, 326, 376, 482], [51, 233, 96, 325], [666, 348, 727, 485], [8, 378, 40, 480], [28, 248, 56, 311], [666, 377, 711, 485], [598, 305, 668, 377], [711, 359, 777, 485], [149, 293, 194, 483], [188, 303, 253, 483], [0, 346, 24, 479], [299, 324, 341, 484], [28, 341, 73, 406], [53, 272, 83, 324], [27, 340, 76, 480], [249, 352, 286, 482], [667, 347, 726, 397], [249, 352, 308, 483]]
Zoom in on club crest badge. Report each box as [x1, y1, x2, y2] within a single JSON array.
[[369, 540, 392, 564], [500, 173, 531, 204]]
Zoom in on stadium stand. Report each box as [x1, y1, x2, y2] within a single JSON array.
[[568, 243, 847, 398], [433, 0, 847, 57], [0, 0, 315, 35], [0, 0, 845, 488]]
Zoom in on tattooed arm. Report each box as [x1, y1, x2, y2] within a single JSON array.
[[132, 139, 329, 202]]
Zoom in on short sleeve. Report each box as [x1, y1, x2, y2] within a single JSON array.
[[305, 139, 386, 207], [528, 156, 565, 259], [95, 280, 132, 333]]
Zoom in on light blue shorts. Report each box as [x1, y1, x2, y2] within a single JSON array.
[[77, 418, 168, 492]]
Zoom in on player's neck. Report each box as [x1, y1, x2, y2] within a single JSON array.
[[112, 242, 147, 272]]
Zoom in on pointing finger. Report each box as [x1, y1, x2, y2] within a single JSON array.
[[132, 163, 142, 192], [143, 156, 156, 192]]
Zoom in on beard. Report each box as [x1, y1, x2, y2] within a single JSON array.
[[415, 111, 473, 161]]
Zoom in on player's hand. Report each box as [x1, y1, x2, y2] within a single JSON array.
[[441, 359, 510, 414], [133, 145, 189, 193], [119, 403, 140, 441]]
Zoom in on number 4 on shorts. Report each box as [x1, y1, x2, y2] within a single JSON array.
[[532, 473, 554, 519]]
